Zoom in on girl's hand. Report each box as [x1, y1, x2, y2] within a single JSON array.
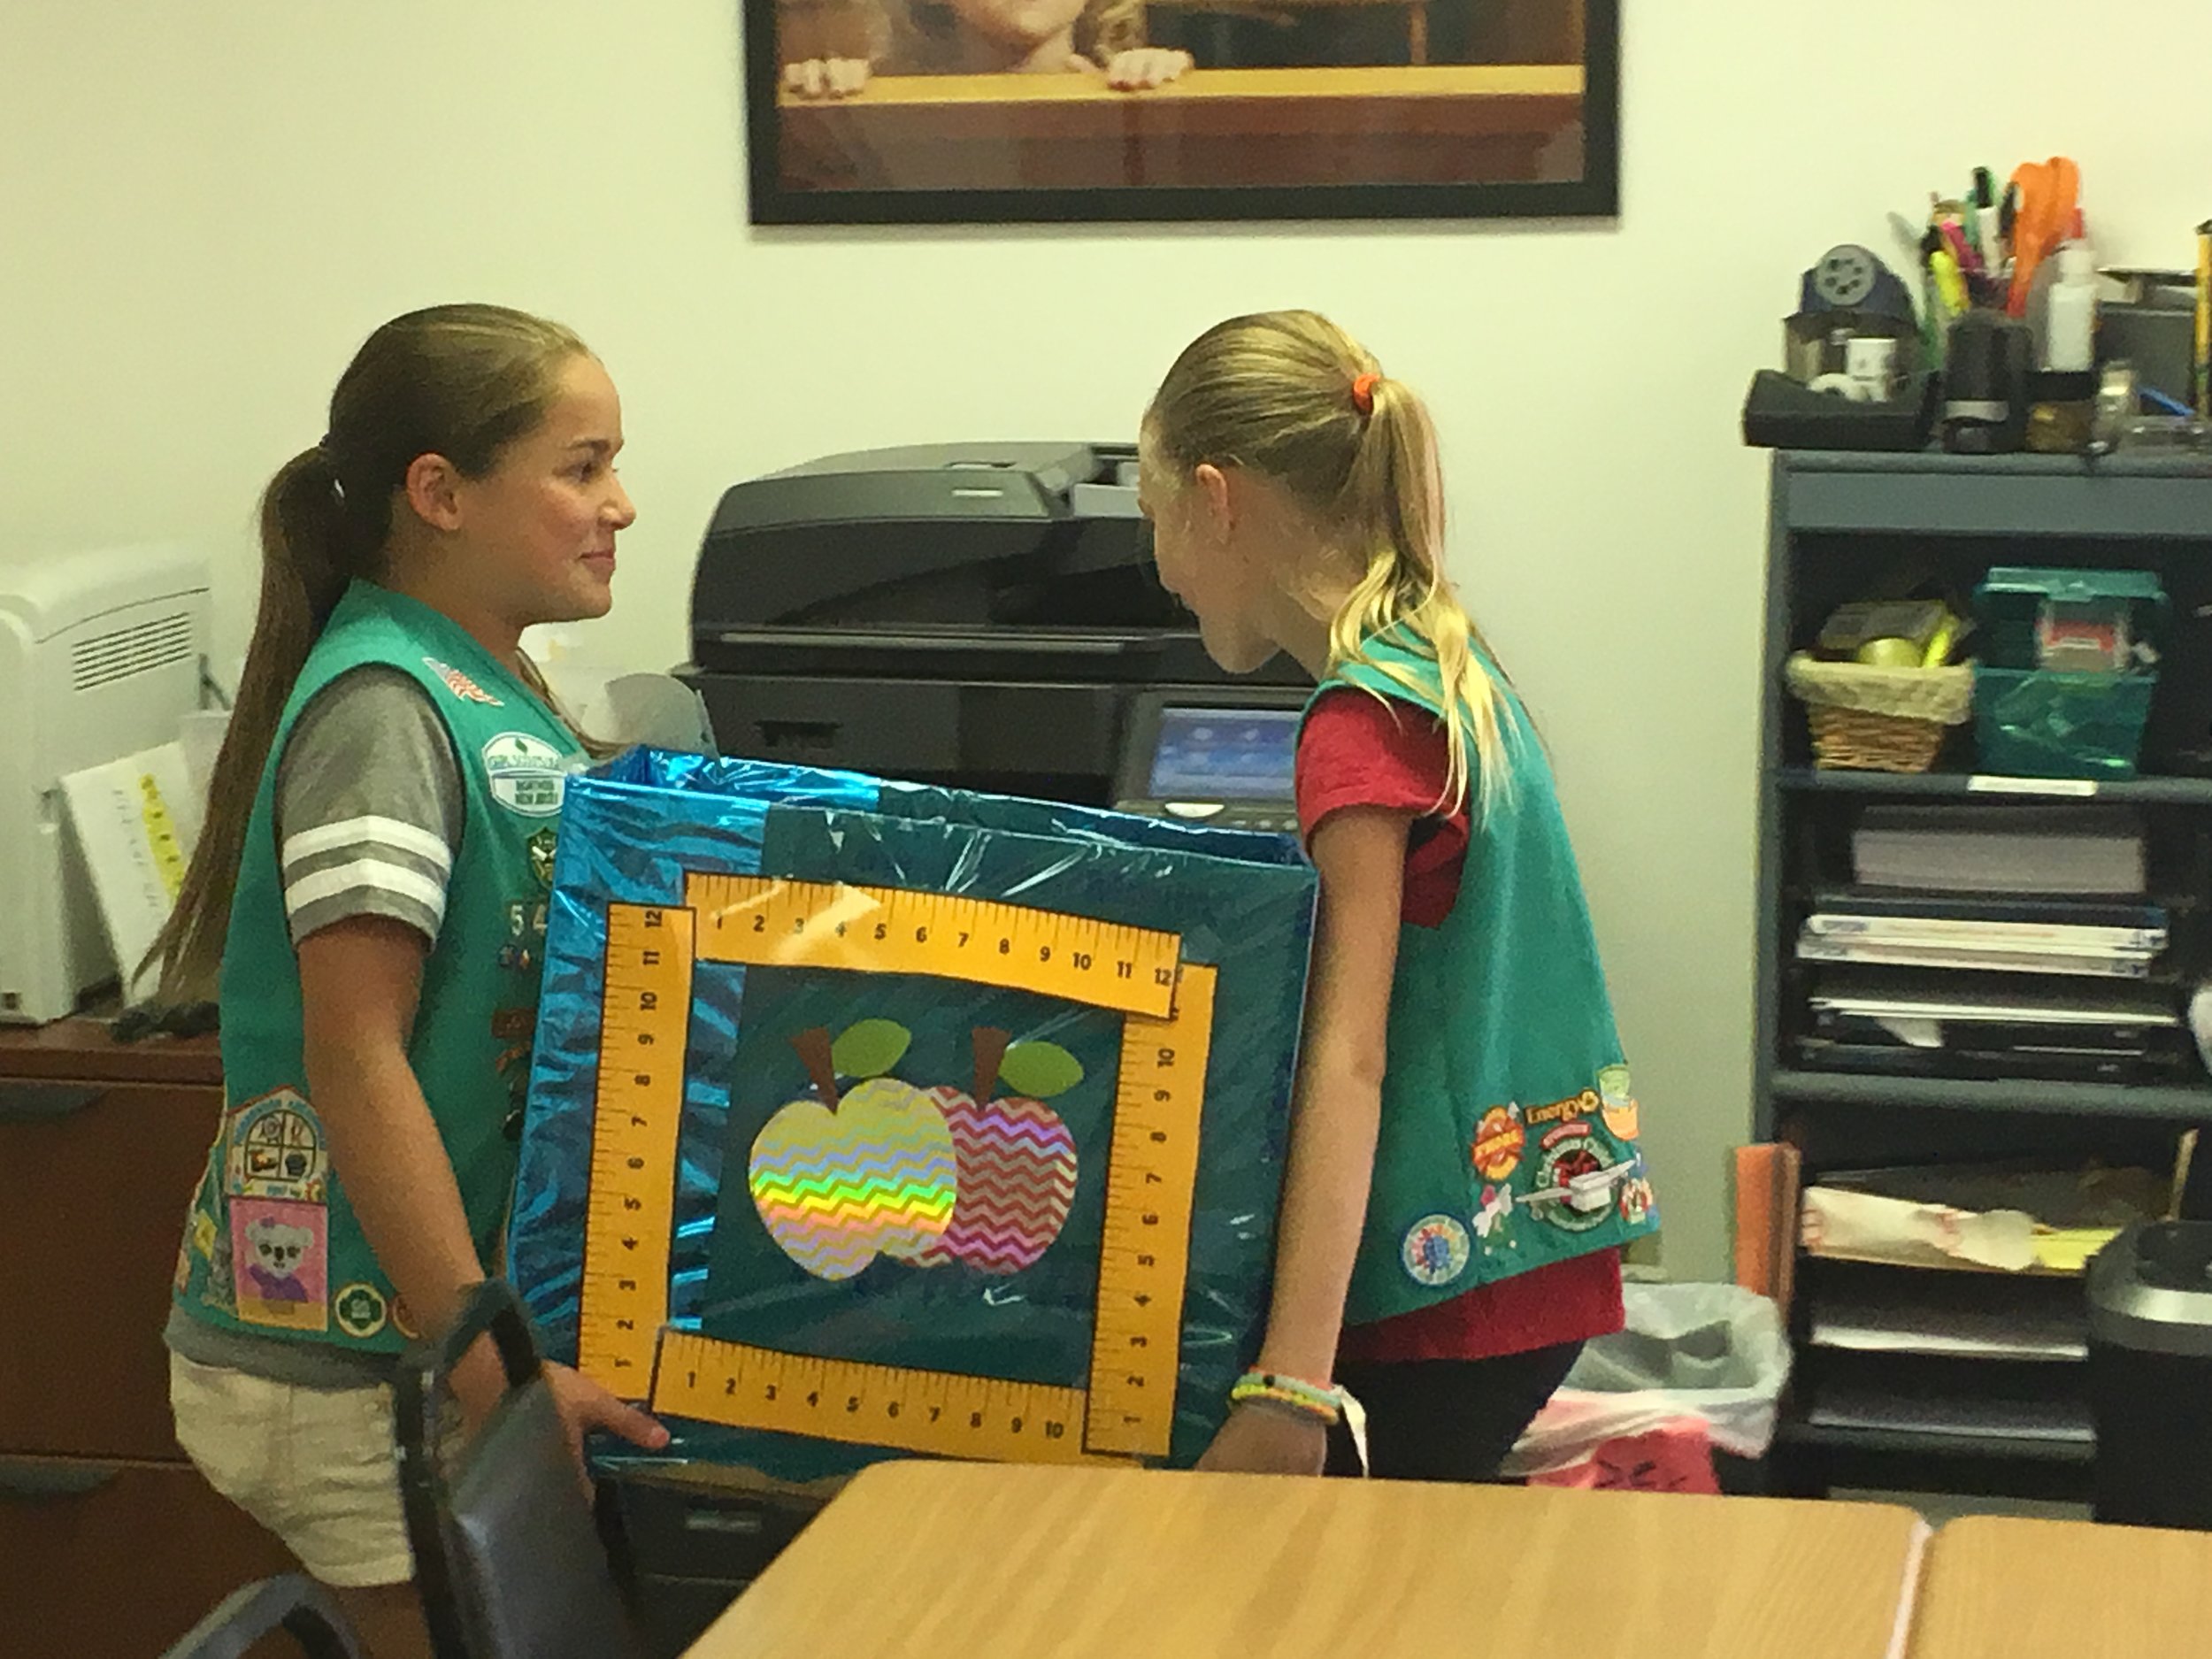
[[782, 58, 872, 98], [543, 1361, 672, 1468], [1097, 48, 1192, 89], [1194, 1403, 1329, 1476]]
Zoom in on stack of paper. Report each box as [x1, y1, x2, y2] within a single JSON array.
[[1851, 806, 2147, 896]]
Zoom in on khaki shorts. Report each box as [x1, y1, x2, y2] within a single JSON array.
[[169, 1352, 414, 1588]]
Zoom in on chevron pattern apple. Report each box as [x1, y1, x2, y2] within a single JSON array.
[[909, 1087, 1079, 1273], [749, 1048, 958, 1281]]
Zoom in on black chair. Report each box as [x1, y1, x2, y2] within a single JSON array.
[[158, 1573, 362, 1659], [394, 1279, 647, 1659]]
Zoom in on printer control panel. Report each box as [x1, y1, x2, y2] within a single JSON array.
[[1113, 697, 1303, 837]]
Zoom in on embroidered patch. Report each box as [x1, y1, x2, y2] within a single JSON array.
[[1529, 1125, 1622, 1233], [223, 1087, 327, 1202], [1524, 1088, 1601, 1130], [424, 657, 503, 707], [1474, 1183, 1517, 1253], [528, 827, 559, 889], [191, 1208, 219, 1259], [1619, 1167, 1655, 1227], [1401, 1214, 1471, 1287], [392, 1297, 422, 1340], [481, 732, 567, 818], [1471, 1104, 1526, 1181], [231, 1197, 329, 1332], [1598, 1064, 1640, 1142], [334, 1282, 389, 1340]]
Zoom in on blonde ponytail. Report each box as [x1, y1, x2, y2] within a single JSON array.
[[1143, 310, 1518, 822]]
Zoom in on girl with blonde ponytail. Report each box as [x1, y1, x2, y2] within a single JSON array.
[[1139, 311, 1654, 1481]]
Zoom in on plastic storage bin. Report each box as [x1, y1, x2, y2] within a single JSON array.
[[2087, 1222, 2212, 1529], [1973, 568, 2164, 780]]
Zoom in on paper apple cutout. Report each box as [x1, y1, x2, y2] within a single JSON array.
[[900, 1028, 1079, 1275], [749, 1027, 957, 1281]]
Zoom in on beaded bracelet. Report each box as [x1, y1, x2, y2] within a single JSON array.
[[1229, 1369, 1345, 1425]]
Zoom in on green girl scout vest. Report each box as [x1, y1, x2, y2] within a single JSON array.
[[1318, 630, 1659, 1327], [170, 580, 581, 1355]]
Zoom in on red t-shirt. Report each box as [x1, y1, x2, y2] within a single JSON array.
[[1298, 687, 1624, 1365]]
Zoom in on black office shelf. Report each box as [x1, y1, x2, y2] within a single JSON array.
[[1778, 766, 2212, 806], [1777, 1419, 2095, 1467], [1755, 451, 2212, 1503], [1770, 1070, 2212, 1123], [1778, 450, 2212, 540]]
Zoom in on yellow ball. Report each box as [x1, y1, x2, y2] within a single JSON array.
[[1855, 637, 1923, 669]]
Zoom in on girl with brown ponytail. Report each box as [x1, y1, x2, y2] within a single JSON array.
[[159, 305, 665, 1657]]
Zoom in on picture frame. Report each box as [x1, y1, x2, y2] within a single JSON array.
[[745, 0, 1619, 225]]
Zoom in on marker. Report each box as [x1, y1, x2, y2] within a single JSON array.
[[2196, 219, 2210, 419]]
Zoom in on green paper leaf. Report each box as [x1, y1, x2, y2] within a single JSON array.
[[998, 1041, 1083, 1099], [831, 1018, 911, 1080]]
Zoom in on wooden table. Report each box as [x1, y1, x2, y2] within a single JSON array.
[[777, 65, 1584, 190], [1912, 1516, 2212, 1659], [686, 1462, 1927, 1657]]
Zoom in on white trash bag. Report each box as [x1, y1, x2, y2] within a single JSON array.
[[1502, 1282, 1793, 1480]]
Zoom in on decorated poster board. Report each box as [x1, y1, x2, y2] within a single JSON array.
[[508, 750, 1316, 1481]]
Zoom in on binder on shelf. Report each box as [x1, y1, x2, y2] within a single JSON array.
[[1795, 931, 2157, 979]]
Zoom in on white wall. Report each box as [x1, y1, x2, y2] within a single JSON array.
[[12, 1, 2212, 1278]]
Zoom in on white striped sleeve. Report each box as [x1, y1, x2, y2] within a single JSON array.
[[273, 666, 465, 948]]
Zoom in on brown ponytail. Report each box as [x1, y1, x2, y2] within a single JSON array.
[[1141, 309, 1517, 821], [145, 303, 590, 1002]]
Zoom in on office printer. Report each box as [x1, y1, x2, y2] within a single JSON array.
[[682, 442, 1310, 831]]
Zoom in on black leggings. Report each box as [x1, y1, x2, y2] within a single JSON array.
[[1322, 1341, 1583, 1483]]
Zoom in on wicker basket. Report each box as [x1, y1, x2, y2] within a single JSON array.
[[1785, 654, 1973, 774]]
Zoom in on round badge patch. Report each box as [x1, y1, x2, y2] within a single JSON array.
[[1402, 1214, 1472, 1287], [334, 1282, 389, 1340], [1533, 1127, 1618, 1233], [481, 732, 569, 818]]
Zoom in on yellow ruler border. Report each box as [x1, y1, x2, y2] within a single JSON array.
[[577, 874, 1220, 1467], [577, 903, 695, 1391], [683, 872, 1180, 1018], [652, 1330, 1117, 1466], [1084, 964, 1215, 1458]]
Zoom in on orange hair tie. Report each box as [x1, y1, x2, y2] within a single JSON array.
[[1351, 372, 1380, 416]]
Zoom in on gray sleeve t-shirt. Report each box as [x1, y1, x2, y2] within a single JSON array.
[[275, 664, 464, 947]]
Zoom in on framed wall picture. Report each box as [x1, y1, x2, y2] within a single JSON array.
[[747, 0, 1618, 224]]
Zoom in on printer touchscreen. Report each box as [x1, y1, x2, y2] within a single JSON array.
[[1148, 708, 1301, 802]]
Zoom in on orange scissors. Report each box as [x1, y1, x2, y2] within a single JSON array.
[[2007, 155, 2080, 317]]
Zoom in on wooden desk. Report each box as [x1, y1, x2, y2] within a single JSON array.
[[0, 1018, 296, 1659], [1912, 1516, 2212, 1659], [687, 1462, 1926, 1657], [777, 65, 1583, 190]]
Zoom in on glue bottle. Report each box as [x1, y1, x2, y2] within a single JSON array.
[[2042, 226, 2098, 373]]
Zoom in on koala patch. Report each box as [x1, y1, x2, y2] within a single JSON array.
[[229, 1198, 328, 1333]]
